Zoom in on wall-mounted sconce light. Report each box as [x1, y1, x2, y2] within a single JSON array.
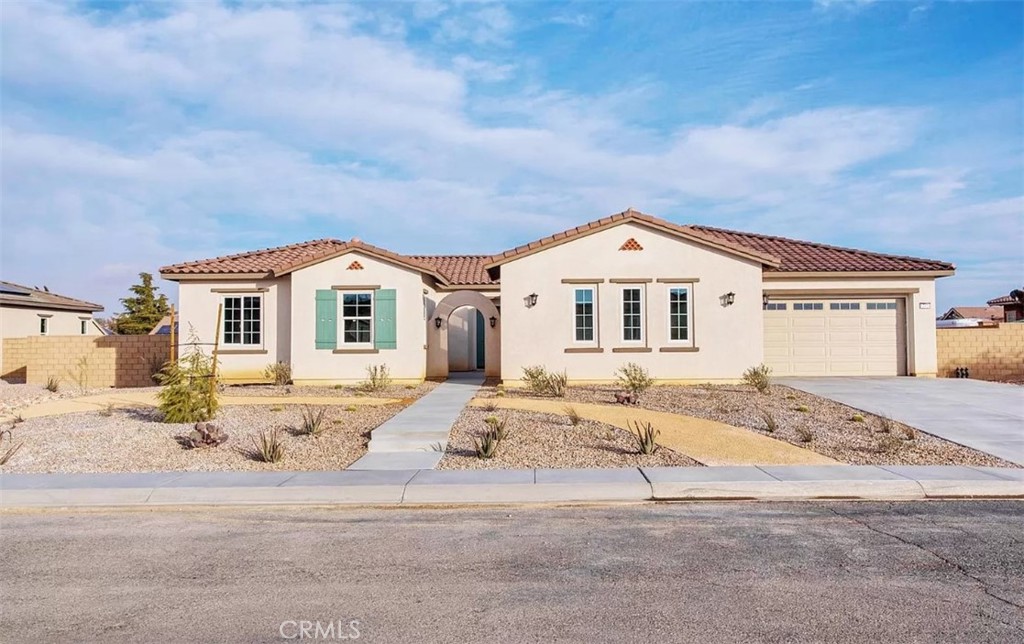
[[762, 293, 769, 309], [489, 316, 497, 328], [725, 292, 736, 306], [434, 316, 443, 329], [529, 293, 539, 306]]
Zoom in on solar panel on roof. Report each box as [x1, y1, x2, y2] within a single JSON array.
[[0, 284, 32, 296]]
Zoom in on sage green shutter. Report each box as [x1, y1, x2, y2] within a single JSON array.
[[315, 289, 337, 350], [374, 289, 397, 350]]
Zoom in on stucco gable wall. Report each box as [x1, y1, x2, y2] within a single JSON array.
[[290, 251, 428, 383], [498, 222, 764, 382]]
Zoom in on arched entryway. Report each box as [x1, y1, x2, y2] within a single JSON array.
[[427, 290, 500, 378]]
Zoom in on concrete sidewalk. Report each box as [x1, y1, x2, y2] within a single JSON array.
[[348, 372, 484, 470], [2, 465, 1021, 508]]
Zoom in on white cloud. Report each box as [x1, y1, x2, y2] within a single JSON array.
[[0, 1, 1018, 314]]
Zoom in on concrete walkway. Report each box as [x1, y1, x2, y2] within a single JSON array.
[[348, 372, 485, 470], [782, 377, 1024, 466], [2, 391, 401, 421], [2, 465, 1021, 507], [470, 398, 837, 466]]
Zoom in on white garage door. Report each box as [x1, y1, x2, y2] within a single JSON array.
[[764, 299, 907, 376]]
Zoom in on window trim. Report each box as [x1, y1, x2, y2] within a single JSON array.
[[340, 290, 374, 347], [572, 286, 597, 345], [666, 285, 693, 346], [222, 294, 264, 348], [620, 286, 645, 344]]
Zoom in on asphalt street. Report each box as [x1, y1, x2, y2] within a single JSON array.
[[1, 501, 1022, 643]]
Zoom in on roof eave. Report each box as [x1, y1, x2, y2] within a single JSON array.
[[273, 245, 451, 286], [159, 271, 274, 282], [0, 299, 104, 313], [763, 269, 956, 279]]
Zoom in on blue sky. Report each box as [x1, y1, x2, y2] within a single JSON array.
[[1, 0, 1021, 314]]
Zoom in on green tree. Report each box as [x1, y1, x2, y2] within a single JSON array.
[[113, 272, 170, 335]]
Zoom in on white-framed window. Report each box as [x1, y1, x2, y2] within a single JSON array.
[[39, 317, 48, 335], [621, 287, 644, 342], [573, 287, 596, 343], [667, 287, 691, 343], [830, 302, 861, 311], [341, 291, 373, 345], [765, 302, 787, 311], [223, 295, 262, 346], [793, 302, 823, 311]]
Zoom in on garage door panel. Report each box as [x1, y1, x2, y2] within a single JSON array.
[[764, 299, 905, 377]]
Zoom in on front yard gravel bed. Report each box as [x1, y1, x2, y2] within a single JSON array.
[[484, 383, 1015, 468], [0, 403, 405, 474], [436, 407, 700, 470]]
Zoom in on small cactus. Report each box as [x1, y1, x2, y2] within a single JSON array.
[[851, 414, 865, 423]]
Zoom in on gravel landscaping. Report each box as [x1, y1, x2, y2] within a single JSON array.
[[0, 381, 111, 417], [0, 403, 405, 474], [484, 383, 1017, 468], [436, 407, 700, 470]]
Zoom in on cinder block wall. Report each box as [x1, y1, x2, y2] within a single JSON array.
[[936, 323, 1024, 381], [1, 335, 173, 388]]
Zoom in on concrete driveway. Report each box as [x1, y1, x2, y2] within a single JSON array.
[[780, 377, 1024, 466]]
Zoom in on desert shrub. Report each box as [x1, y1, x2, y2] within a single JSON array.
[[300, 405, 328, 436], [876, 415, 895, 434], [898, 424, 917, 441], [481, 400, 498, 413], [760, 411, 778, 433], [495, 390, 506, 398], [184, 422, 229, 448], [564, 405, 582, 426], [520, 366, 567, 397], [794, 425, 813, 443], [361, 364, 392, 392], [156, 330, 219, 423], [270, 405, 283, 412], [742, 364, 772, 394], [0, 429, 24, 466], [484, 415, 510, 441], [252, 428, 285, 463], [615, 363, 653, 397], [875, 433, 901, 453], [99, 403, 116, 417], [263, 361, 292, 386], [345, 404, 358, 412], [474, 428, 501, 459], [795, 405, 810, 413], [851, 414, 865, 423], [628, 420, 660, 455], [45, 376, 60, 393]]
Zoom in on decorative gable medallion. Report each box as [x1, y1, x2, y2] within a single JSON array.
[[619, 238, 644, 251], [347, 260, 364, 270]]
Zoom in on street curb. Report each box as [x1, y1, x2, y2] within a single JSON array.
[[2, 466, 1022, 509]]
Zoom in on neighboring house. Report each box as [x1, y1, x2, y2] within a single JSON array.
[[987, 293, 1024, 323], [159, 209, 954, 384], [937, 306, 1004, 323], [149, 315, 178, 336], [0, 281, 104, 338]]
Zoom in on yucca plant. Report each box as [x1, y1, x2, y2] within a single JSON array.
[[252, 428, 285, 463], [760, 410, 778, 433], [474, 428, 501, 459], [484, 415, 510, 441], [628, 419, 659, 455], [0, 428, 24, 466], [300, 405, 328, 436]]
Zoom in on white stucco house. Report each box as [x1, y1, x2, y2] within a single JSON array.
[[159, 209, 954, 385], [0, 281, 104, 339]]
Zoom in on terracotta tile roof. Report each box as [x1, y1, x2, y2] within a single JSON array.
[[987, 294, 1020, 306], [486, 209, 782, 268], [0, 280, 103, 312], [689, 225, 955, 273], [161, 238, 449, 283], [940, 306, 1004, 321], [408, 255, 496, 286]]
